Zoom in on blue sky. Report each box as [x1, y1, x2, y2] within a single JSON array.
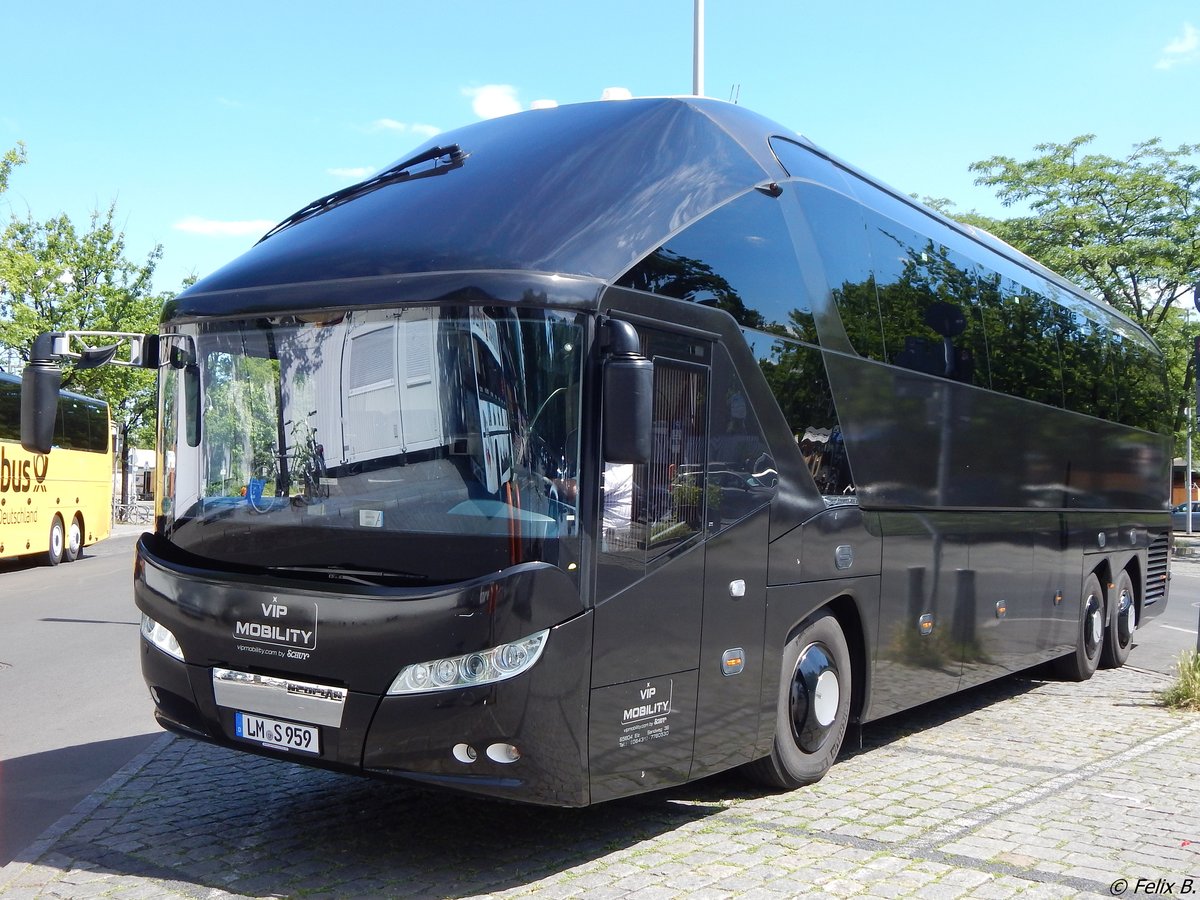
[[3, 1, 1198, 294]]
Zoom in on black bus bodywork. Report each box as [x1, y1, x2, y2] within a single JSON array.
[[109, 98, 1170, 806]]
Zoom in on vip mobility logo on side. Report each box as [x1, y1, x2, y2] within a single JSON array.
[[623, 681, 672, 723], [618, 677, 674, 749], [234, 598, 318, 660]]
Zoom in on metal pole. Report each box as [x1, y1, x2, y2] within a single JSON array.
[[693, 0, 704, 97], [1188, 407, 1194, 533], [1194, 310, 1200, 653]]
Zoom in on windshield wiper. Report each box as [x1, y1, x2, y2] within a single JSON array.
[[266, 564, 430, 587], [258, 144, 468, 243]]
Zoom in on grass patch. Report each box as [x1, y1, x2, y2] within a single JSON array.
[[1160, 650, 1200, 711]]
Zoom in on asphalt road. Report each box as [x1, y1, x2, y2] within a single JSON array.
[[0, 527, 1196, 871], [1135, 555, 1200, 674], [0, 526, 158, 866]]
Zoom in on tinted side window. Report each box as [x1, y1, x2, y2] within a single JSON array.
[[0, 380, 19, 442], [707, 342, 775, 533], [981, 278, 1064, 408], [770, 137, 835, 183], [616, 190, 814, 340], [796, 184, 882, 360], [1056, 303, 1115, 420], [88, 401, 110, 452], [1110, 323, 1171, 432], [600, 331, 711, 565], [863, 213, 990, 386], [56, 397, 109, 452], [742, 329, 856, 503]]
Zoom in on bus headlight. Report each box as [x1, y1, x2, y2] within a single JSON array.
[[140, 613, 185, 662], [387, 629, 549, 695]]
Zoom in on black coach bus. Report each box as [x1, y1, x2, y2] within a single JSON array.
[[23, 97, 1171, 806]]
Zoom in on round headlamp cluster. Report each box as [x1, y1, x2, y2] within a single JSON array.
[[140, 613, 185, 662], [387, 629, 549, 695]]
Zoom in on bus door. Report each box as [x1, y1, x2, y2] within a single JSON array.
[[588, 328, 711, 802], [691, 341, 772, 778]]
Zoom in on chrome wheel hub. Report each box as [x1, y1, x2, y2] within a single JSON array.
[[790, 642, 841, 753]]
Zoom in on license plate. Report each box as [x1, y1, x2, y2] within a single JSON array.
[[235, 711, 320, 755]]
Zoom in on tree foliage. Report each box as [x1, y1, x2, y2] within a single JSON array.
[[962, 135, 1199, 333], [0, 142, 27, 195], [0, 146, 169, 446]]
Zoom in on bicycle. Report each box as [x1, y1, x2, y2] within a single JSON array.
[[248, 414, 327, 513], [112, 502, 152, 525]]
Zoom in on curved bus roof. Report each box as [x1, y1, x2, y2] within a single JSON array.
[[172, 96, 1153, 349]]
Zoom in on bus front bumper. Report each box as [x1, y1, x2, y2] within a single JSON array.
[[135, 537, 593, 807]]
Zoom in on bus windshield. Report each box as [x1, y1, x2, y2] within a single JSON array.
[[159, 305, 584, 586]]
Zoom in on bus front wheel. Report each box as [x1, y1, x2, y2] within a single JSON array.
[[64, 515, 83, 563], [747, 611, 851, 789], [47, 515, 65, 567]]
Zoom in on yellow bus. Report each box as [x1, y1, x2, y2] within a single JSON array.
[[0, 371, 112, 565]]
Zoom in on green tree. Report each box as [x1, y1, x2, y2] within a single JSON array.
[[0, 168, 168, 447], [0, 142, 27, 195], [963, 135, 1199, 333]]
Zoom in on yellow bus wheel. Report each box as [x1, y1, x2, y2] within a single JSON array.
[[64, 515, 83, 562], [47, 515, 65, 567]]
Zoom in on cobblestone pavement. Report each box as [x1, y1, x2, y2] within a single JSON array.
[[2, 666, 1198, 900]]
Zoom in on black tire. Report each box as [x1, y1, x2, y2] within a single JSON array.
[[747, 611, 851, 789], [1053, 572, 1105, 681], [1100, 569, 1136, 669], [47, 515, 65, 567], [64, 515, 83, 563]]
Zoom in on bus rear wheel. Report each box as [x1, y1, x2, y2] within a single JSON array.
[[64, 515, 83, 563], [747, 611, 851, 789], [1100, 569, 1136, 669], [1053, 572, 1105, 681], [47, 515, 65, 567]]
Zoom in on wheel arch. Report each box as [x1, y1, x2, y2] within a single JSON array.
[[1087, 557, 1114, 612], [762, 579, 877, 751], [824, 594, 868, 724], [777, 593, 869, 724]]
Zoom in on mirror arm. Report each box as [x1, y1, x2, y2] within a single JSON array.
[[38, 331, 161, 369]]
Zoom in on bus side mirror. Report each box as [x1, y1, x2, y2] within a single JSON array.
[[602, 320, 653, 465], [21, 334, 64, 454]]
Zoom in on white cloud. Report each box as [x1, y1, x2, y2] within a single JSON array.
[[327, 166, 373, 180], [1156, 22, 1200, 70], [173, 216, 276, 237], [463, 84, 524, 119], [369, 119, 442, 137], [601, 87, 633, 101], [460, 85, 563, 119]]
